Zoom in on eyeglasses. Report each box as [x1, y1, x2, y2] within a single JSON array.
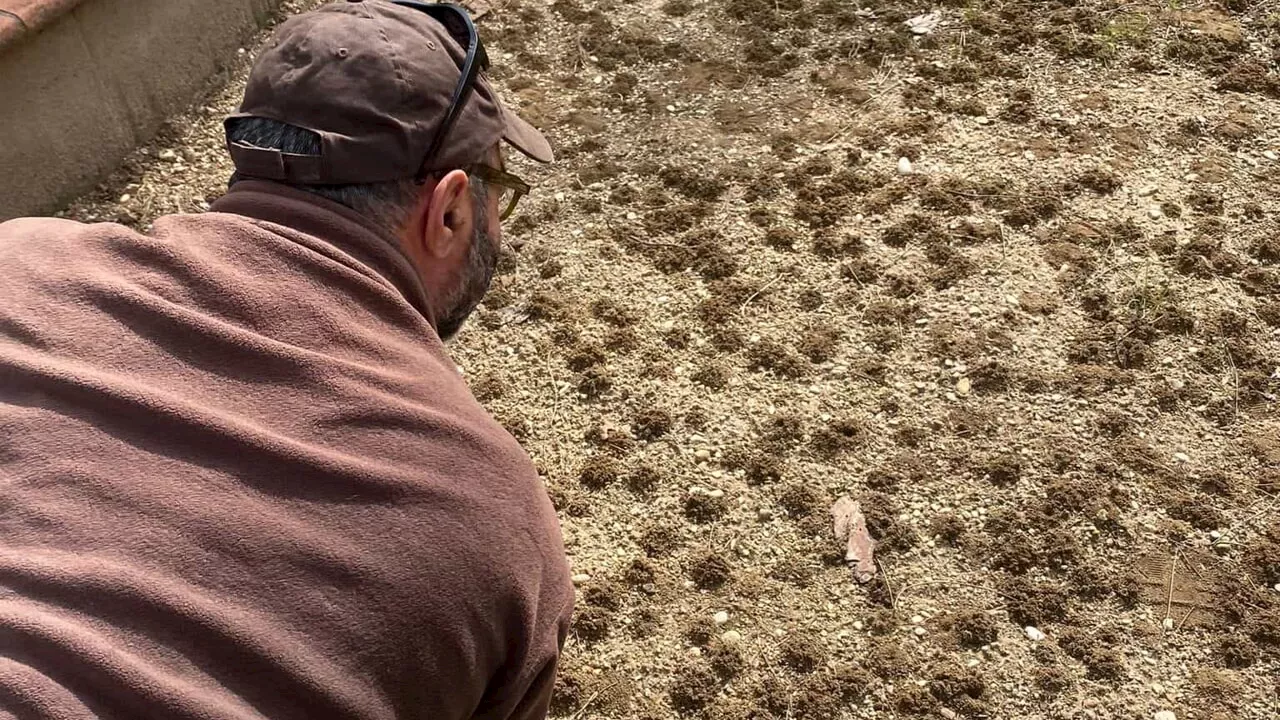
[[470, 163, 529, 220], [390, 1, 531, 219]]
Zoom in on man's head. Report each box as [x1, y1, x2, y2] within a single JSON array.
[[223, 0, 551, 341]]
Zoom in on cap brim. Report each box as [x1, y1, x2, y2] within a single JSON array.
[[501, 104, 554, 163]]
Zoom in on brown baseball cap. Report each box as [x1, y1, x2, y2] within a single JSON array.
[[225, 0, 552, 184]]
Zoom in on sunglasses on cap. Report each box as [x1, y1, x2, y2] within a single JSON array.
[[389, 1, 528, 220]]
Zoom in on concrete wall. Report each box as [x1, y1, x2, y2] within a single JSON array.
[[0, 0, 284, 221]]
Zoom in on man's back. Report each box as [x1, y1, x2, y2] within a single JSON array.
[[0, 182, 572, 720]]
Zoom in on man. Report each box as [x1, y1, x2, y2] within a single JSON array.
[[0, 2, 573, 718]]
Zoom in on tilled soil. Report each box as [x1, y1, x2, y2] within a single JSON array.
[[64, 0, 1280, 718]]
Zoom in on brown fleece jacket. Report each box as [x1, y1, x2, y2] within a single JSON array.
[[0, 180, 572, 720]]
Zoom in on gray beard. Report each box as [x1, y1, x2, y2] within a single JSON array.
[[435, 192, 498, 342]]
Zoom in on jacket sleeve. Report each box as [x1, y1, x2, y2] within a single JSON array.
[[474, 590, 573, 720], [499, 652, 563, 720]]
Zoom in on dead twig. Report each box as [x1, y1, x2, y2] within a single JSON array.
[[1174, 605, 1197, 632], [876, 558, 898, 613], [1163, 549, 1179, 631], [569, 682, 619, 720], [740, 274, 783, 315]]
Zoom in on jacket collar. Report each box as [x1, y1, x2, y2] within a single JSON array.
[[210, 180, 436, 326]]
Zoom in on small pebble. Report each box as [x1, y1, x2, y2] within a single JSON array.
[[571, 573, 591, 585], [910, 615, 924, 624], [1024, 626, 1046, 642], [721, 630, 742, 644], [956, 377, 972, 396], [965, 658, 980, 668], [707, 488, 725, 499], [1137, 185, 1157, 197], [118, 194, 131, 203], [714, 611, 730, 625], [1161, 617, 1175, 631], [758, 508, 774, 521], [913, 626, 926, 636], [1173, 452, 1190, 463], [853, 621, 864, 631], [1265, 150, 1279, 161], [1148, 205, 1164, 219], [1209, 530, 1222, 540], [694, 449, 711, 461], [897, 157, 914, 174], [1154, 712, 1177, 720], [1151, 682, 1165, 695], [940, 709, 958, 720]]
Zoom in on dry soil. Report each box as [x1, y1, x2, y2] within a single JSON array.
[[65, 1, 1280, 718]]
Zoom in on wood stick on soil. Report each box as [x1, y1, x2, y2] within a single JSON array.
[[1175, 605, 1197, 632], [569, 683, 617, 720], [740, 275, 782, 315], [1164, 550, 1179, 630], [876, 558, 897, 613]]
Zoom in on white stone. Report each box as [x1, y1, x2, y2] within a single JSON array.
[[853, 621, 864, 631], [905, 12, 941, 35], [714, 611, 730, 625], [721, 630, 742, 644], [913, 626, 926, 636], [1265, 150, 1279, 161], [1151, 682, 1165, 695], [897, 157, 914, 174], [1161, 617, 1175, 631], [1024, 626, 1046, 641], [1174, 452, 1190, 463], [571, 573, 591, 585], [1154, 712, 1177, 720], [911, 615, 924, 624], [956, 377, 972, 396], [1148, 205, 1164, 219], [940, 709, 958, 719]]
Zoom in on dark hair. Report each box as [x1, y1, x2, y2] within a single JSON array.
[[226, 117, 429, 236]]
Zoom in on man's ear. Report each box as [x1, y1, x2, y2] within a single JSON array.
[[419, 169, 473, 260]]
